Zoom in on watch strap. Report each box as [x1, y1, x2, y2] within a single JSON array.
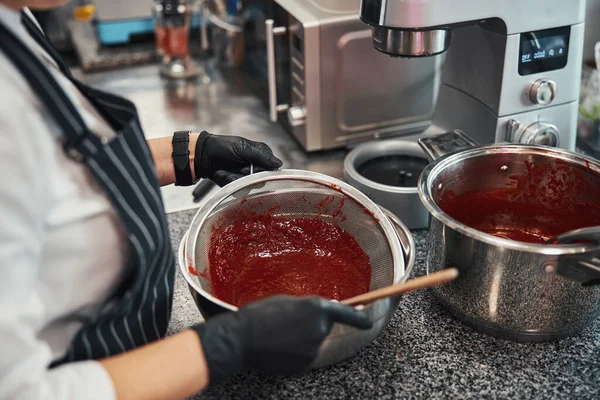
[[172, 131, 195, 186]]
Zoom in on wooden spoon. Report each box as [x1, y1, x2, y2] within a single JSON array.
[[341, 268, 459, 306]]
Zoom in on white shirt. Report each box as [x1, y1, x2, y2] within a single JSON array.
[[0, 6, 131, 399]]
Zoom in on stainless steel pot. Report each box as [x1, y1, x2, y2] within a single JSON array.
[[417, 131, 600, 341], [178, 209, 415, 368]]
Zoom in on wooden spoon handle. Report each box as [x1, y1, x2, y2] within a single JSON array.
[[341, 268, 459, 306]]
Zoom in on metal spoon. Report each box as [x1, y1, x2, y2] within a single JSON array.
[[546, 226, 600, 244]]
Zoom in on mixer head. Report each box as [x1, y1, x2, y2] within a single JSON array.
[[360, 0, 451, 57], [369, 26, 451, 58]]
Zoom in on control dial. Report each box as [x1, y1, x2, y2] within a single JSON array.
[[287, 106, 307, 127], [529, 79, 557, 105], [505, 120, 560, 147]]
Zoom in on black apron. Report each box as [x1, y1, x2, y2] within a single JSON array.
[[0, 13, 176, 365]]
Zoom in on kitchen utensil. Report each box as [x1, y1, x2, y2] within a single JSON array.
[[181, 169, 414, 368], [546, 225, 600, 244], [417, 130, 600, 341], [192, 179, 216, 202], [555, 254, 600, 287], [344, 139, 430, 229], [154, 0, 199, 79], [178, 213, 415, 368], [341, 268, 459, 306]]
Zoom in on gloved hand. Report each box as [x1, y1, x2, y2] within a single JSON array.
[[191, 296, 373, 383], [194, 131, 283, 186]]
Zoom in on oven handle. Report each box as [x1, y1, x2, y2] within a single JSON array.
[[265, 19, 289, 122]]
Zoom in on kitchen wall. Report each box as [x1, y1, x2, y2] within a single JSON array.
[[584, 0, 600, 61]]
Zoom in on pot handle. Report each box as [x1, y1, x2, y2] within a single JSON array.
[[556, 253, 600, 286], [418, 130, 479, 161]]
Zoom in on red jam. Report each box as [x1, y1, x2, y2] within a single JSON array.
[[207, 214, 372, 307], [187, 264, 198, 276], [438, 158, 600, 244]]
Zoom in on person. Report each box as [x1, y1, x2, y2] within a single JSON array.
[[0, 1, 373, 399]]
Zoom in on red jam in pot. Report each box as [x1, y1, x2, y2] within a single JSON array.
[[438, 158, 600, 244], [207, 214, 372, 307]]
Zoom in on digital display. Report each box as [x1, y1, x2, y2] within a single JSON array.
[[518, 26, 570, 76], [521, 36, 567, 63]]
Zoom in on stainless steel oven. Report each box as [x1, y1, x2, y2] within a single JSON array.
[[244, 0, 442, 151]]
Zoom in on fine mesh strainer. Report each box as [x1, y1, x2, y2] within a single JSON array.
[[182, 169, 414, 367], [184, 169, 406, 310]]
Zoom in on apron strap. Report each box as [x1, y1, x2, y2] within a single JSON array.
[[20, 11, 74, 78], [20, 11, 141, 134], [0, 20, 90, 158]]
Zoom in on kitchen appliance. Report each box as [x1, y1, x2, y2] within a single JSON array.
[[154, 0, 199, 79], [180, 169, 415, 367], [344, 139, 430, 229], [360, 0, 586, 151], [417, 131, 600, 341], [245, 0, 441, 151]]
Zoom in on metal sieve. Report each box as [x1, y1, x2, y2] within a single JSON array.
[[184, 169, 406, 311]]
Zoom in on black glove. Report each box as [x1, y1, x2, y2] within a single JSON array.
[[191, 296, 373, 383], [194, 131, 283, 186]]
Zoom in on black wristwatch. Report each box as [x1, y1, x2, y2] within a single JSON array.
[[172, 131, 196, 186]]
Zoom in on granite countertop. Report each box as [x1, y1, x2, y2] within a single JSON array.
[[167, 209, 600, 400]]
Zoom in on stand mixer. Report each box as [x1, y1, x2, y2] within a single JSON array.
[[359, 0, 586, 150]]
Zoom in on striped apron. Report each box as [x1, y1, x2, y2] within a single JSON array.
[[0, 13, 176, 365]]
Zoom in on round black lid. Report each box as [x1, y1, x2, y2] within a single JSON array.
[[356, 155, 428, 187]]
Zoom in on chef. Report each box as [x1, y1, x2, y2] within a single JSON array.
[[0, 1, 372, 399]]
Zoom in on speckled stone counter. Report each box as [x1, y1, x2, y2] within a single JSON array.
[[167, 209, 600, 399]]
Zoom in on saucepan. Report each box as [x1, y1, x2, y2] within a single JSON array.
[[417, 130, 600, 341]]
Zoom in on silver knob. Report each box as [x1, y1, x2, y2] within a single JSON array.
[[519, 122, 560, 147], [529, 79, 557, 105], [505, 119, 560, 147], [287, 106, 307, 127]]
